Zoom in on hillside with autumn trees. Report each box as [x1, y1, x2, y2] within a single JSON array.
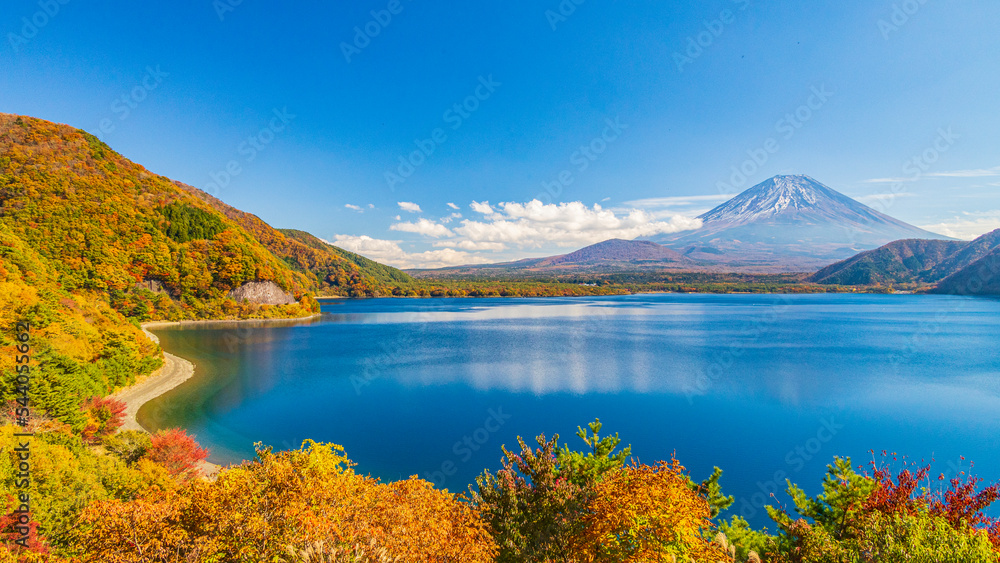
[[0, 114, 409, 313]]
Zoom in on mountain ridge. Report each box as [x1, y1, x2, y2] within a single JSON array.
[[810, 228, 1000, 294]]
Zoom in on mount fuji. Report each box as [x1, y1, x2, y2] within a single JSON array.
[[646, 175, 951, 270]]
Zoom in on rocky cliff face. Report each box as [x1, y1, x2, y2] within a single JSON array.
[[227, 281, 296, 305]]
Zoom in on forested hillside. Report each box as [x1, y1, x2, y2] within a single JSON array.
[[279, 228, 414, 287], [809, 239, 966, 285], [175, 184, 410, 296], [810, 229, 1000, 294], [0, 219, 160, 429], [0, 113, 331, 320]]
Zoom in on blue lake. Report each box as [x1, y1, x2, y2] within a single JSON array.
[[140, 294, 1000, 527]]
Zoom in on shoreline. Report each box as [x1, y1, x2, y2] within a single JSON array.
[[114, 313, 322, 477], [115, 313, 323, 432]]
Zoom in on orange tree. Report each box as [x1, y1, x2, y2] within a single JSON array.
[[74, 440, 495, 563]]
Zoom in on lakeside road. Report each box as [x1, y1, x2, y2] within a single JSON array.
[[113, 314, 323, 477]]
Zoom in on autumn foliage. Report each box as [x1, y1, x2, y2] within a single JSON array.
[[80, 396, 127, 443], [571, 460, 726, 562], [75, 441, 495, 563], [146, 428, 209, 480], [471, 420, 730, 562], [1, 417, 1000, 562], [755, 453, 1000, 562]]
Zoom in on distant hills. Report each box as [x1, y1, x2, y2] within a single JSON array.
[[647, 175, 950, 270], [533, 239, 689, 269], [808, 239, 967, 285], [811, 229, 1000, 294]]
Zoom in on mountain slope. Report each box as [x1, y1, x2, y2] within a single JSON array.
[[808, 239, 967, 285], [929, 230, 1000, 295], [0, 218, 161, 427], [0, 114, 406, 316], [279, 229, 413, 287], [648, 175, 950, 270], [173, 181, 404, 296], [538, 239, 687, 266], [0, 113, 322, 318], [808, 229, 1000, 293], [932, 247, 1000, 295], [923, 228, 1000, 282]]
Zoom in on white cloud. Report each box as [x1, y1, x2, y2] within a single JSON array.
[[623, 194, 736, 208], [447, 202, 460, 210], [925, 167, 1000, 178], [368, 203, 375, 209], [340, 199, 702, 270], [853, 193, 916, 204], [453, 199, 701, 249], [470, 201, 495, 215], [390, 218, 454, 238], [344, 204, 363, 212], [331, 235, 487, 269], [861, 177, 920, 184], [920, 212, 1000, 240], [397, 201, 422, 213], [433, 240, 507, 251], [862, 167, 1000, 184]]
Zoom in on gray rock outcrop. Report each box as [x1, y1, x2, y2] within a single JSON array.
[[227, 281, 296, 305]]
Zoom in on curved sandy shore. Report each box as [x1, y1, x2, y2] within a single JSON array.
[[112, 314, 322, 476], [115, 314, 323, 432]]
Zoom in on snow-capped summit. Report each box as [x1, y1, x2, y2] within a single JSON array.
[[647, 175, 951, 270], [700, 175, 840, 223]]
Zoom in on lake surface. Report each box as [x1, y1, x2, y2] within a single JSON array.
[[141, 294, 1000, 526]]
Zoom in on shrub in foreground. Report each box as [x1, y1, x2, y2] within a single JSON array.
[[74, 441, 496, 563]]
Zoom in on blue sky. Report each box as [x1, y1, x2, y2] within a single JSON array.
[[3, 0, 999, 267]]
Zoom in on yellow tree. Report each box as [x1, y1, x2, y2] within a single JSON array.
[[571, 460, 726, 563]]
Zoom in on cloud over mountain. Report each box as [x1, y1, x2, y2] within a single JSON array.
[[330, 235, 487, 269]]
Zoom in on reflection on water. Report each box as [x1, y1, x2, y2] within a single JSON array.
[[140, 294, 1000, 527]]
